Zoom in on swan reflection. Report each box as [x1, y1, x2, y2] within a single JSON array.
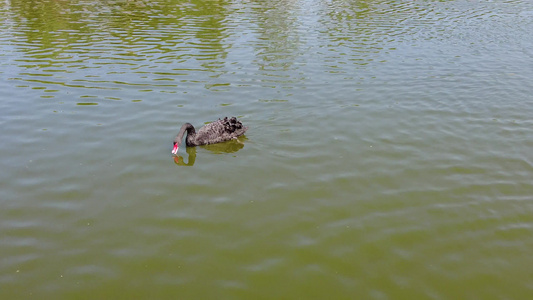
[[172, 136, 247, 166], [173, 146, 196, 166], [202, 136, 246, 154]]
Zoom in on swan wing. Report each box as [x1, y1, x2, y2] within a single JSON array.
[[194, 117, 247, 145]]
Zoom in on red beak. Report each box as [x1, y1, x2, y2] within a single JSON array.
[[172, 144, 179, 155]]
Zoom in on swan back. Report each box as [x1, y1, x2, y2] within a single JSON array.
[[187, 117, 248, 146]]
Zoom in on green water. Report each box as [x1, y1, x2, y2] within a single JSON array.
[[1, 0, 533, 298]]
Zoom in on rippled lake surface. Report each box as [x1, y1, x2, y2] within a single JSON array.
[[2, 0, 533, 298]]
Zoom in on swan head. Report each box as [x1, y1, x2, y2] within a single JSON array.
[[172, 142, 179, 155]]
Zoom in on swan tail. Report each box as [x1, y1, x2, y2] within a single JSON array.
[[222, 117, 247, 135]]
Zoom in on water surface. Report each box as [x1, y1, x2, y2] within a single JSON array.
[[1, 0, 533, 298]]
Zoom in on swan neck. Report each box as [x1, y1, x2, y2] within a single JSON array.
[[175, 123, 195, 145]]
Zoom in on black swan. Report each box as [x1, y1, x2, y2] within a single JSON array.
[[172, 117, 248, 154]]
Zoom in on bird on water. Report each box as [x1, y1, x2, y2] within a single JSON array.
[[172, 117, 248, 154]]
